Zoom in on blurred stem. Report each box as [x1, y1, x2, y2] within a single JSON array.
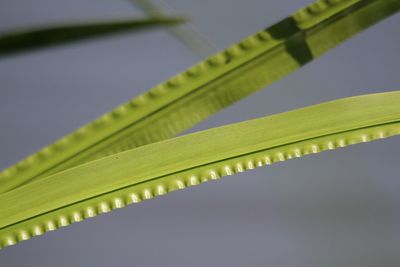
[[131, 0, 215, 57]]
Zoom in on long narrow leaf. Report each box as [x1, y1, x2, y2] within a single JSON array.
[[1, 91, 399, 249], [1, 0, 397, 193], [0, 17, 185, 57]]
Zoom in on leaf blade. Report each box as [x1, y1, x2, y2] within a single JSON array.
[[0, 16, 185, 57], [1, 91, 399, 248]]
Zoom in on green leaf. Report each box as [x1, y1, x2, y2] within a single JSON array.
[[1, 91, 399, 248], [0, 17, 185, 57], [1, 0, 398, 193]]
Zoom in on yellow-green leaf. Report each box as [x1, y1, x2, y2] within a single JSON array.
[[0, 91, 399, 248]]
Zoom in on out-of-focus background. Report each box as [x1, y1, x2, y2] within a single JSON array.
[[0, 1, 399, 266]]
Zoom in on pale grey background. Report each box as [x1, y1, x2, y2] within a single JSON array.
[[0, 1, 399, 266]]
